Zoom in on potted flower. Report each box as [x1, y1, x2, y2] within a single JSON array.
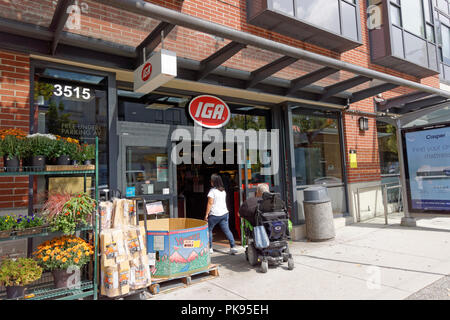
[[0, 258, 43, 299], [51, 136, 81, 165], [67, 140, 82, 166], [24, 133, 56, 171], [81, 144, 95, 165], [0, 129, 27, 172], [43, 192, 96, 235], [15, 214, 47, 236], [33, 236, 94, 289], [0, 215, 18, 239], [51, 137, 71, 165]]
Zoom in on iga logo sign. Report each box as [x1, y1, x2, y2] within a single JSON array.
[[141, 63, 152, 82], [188, 95, 231, 128]]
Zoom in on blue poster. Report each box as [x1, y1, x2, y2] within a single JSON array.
[[126, 186, 136, 197], [405, 127, 450, 211]]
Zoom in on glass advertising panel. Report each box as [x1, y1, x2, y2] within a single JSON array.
[[403, 123, 450, 212]]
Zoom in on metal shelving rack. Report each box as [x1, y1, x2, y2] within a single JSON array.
[[0, 137, 99, 300]]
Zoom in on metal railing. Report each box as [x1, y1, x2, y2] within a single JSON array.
[[356, 182, 403, 224], [382, 184, 402, 225]]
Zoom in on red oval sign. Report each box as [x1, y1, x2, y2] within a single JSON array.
[[188, 95, 231, 128], [141, 63, 152, 82]]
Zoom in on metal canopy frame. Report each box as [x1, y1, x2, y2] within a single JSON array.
[[197, 41, 247, 81], [136, 21, 175, 64], [0, 0, 449, 112], [49, 0, 74, 55]]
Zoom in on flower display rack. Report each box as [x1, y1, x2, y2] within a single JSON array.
[[21, 280, 94, 301], [1, 279, 94, 300], [0, 168, 95, 176], [0, 226, 93, 243], [0, 137, 99, 301]]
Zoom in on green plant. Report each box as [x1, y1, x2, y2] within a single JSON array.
[[67, 141, 82, 163], [34, 82, 54, 101], [51, 139, 71, 159], [44, 192, 96, 235], [0, 135, 26, 159], [81, 144, 95, 162], [0, 215, 18, 231], [0, 258, 43, 287], [24, 135, 56, 158], [33, 236, 94, 271], [16, 214, 46, 231]]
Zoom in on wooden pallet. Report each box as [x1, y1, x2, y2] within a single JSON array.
[[149, 264, 219, 295], [45, 165, 95, 172]]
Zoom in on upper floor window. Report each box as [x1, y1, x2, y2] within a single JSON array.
[[390, 0, 435, 43], [435, 0, 450, 65], [247, 0, 361, 52], [272, 0, 359, 39], [368, 0, 439, 77]]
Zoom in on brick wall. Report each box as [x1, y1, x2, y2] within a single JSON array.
[[0, 0, 444, 205], [0, 50, 30, 209]]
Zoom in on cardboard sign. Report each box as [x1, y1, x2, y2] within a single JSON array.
[[146, 201, 165, 215], [134, 49, 177, 94]]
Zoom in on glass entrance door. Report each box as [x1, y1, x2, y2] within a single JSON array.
[[119, 135, 175, 219]]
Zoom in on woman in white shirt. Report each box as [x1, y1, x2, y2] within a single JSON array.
[[204, 174, 238, 255]]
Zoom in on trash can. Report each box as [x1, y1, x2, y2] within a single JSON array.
[[303, 187, 335, 241]]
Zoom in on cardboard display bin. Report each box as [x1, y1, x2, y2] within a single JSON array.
[[146, 218, 210, 279]]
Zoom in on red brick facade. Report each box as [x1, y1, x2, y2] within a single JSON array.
[[0, 0, 443, 207], [0, 51, 30, 208]]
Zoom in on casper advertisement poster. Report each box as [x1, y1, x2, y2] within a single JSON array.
[[405, 126, 450, 211]]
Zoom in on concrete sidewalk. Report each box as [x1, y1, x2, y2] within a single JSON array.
[[150, 214, 450, 300]]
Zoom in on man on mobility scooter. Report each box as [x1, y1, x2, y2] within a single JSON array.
[[239, 184, 294, 273]]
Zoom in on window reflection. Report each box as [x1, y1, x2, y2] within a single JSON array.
[[377, 121, 399, 175], [292, 111, 343, 186], [296, 0, 341, 34], [126, 147, 169, 195], [34, 67, 109, 186], [402, 0, 426, 38], [272, 0, 294, 15]]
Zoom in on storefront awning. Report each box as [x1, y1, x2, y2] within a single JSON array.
[[1, 0, 450, 111]]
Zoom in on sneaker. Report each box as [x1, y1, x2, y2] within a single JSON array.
[[210, 248, 214, 254], [230, 247, 238, 255]]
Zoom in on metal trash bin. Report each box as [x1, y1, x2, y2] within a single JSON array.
[[303, 187, 335, 241]]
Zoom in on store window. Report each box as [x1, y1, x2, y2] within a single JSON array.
[[225, 109, 274, 188], [125, 146, 169, 195], [292, 110, 343, 186], [377, 121, 399, 175], [118, 90, 192, 125], [33, 66, 109, 186]]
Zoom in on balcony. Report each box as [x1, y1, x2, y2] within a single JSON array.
[[246, 0, 362, 53], [368, 0, 440, 78]]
